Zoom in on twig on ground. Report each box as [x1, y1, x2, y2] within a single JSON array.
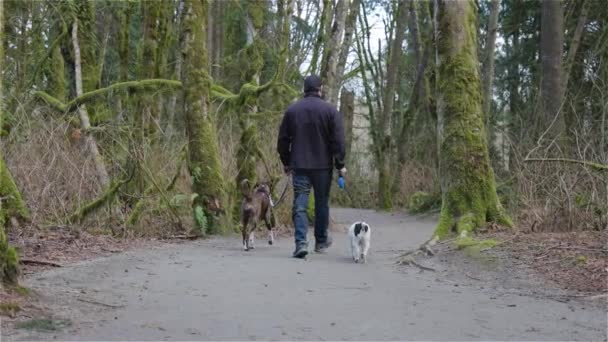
[[465, 272, 484, 281], [100, 247, 122, 253], [553, 246, 608, 253], [397, 256, 436, 272], [76, 298, 126, 308], [19, 259, 62, 267], [399, 237, 437, 258], [164, 234, 200, 240], [481, 234, 520, 252], [585, 293, 608, 300]]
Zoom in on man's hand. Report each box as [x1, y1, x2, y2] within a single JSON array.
[[338, 167, 347, 177]]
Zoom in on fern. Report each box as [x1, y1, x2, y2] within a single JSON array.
[[193, 205, 207, 235]]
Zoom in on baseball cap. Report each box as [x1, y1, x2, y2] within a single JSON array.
[[304, 75, 322, 92]]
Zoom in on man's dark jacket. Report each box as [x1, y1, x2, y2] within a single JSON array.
[[277, 92, 346, 170]]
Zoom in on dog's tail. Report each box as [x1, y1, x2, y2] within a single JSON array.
[[240, 179, 252, 198]]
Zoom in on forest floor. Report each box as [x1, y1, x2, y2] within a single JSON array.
[[1, 208, 607, 341]]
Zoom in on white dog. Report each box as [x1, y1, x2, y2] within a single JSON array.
[[347, 221, 371, 263]]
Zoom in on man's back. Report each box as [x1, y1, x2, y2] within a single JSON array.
[[277, 93, 345, 170]]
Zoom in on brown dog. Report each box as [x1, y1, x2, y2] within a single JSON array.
[[240, 179, 274, 251]]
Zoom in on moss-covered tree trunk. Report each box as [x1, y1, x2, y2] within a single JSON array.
[[116, 0, 134, 119], [168, 0, 186, 137], [434, 0, 511, 239], [140, 0, 160, 139], [74, 0, 102, 122], [182, 0, 225, 235], [0, 0, 25, 286]]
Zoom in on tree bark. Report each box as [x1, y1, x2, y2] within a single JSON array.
[[540, 0, 565, 137], [72, 20, 110, 188], [335, 0, 360, 89], [434, 0, 511, 239], [563, 0, 588, 91], [141, 0, 161, 138], [377, 0, 408, 210], [182, 0, 226, 235], [208, 0, 224, 80], [321, 0, 348, 104], [116, 0, 134, 119], [168, 0, 186, 136], [309, 0, 332, 75], [235, 1, 265, 192], [340, 89, 355, 159], [396, 0, 431, 168], [0, 0, 24, 286], [75, 0, 100, 94], [481, 0, 500, 134]]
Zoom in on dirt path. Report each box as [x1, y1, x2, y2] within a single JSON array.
[[3, 209, 606, 341]]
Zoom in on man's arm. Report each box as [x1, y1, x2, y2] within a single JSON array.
[[277, 111, 291, 170], [329, 107, 346, 170]]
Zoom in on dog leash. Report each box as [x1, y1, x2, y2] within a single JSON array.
[[270, 174, 291, 208]]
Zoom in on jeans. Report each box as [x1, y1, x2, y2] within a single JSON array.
[[292, 169, 332, 248]]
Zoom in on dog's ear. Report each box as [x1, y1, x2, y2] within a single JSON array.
[[354, 223, 362, 236]]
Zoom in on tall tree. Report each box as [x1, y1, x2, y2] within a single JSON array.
[[434, 0, 511, 239], [71, 7, 110, 188], [481, 0, 500, 133], [309, 0, 332, 75], [377, 0, 408, 210], [140, 0, 161, 138], [0, 0, 29, 286], [562, 0, 588, 91], [116, 0, 134, 118], [320, 0, 348, 104], [335, 0, 360, 91], [540, 0, 564, 137], [182, 0, 226, 234]]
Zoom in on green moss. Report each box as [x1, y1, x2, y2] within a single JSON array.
[[0, 157, 29, 222], [183, 0, 226, 235], [13, 285, 30, 296], [407, 191, 441, 213], [575, 255, 587, 264], [48, 44, 67, 103], [68, 178, 126, 224], [455, 237, 497, 250], [16, 318, 71, 332], [36, 79, 181, 115], [236, 124, 258, 186], [0, 225, 19, 285], [377, 163, 393, 210], [433, 0, 512, 239], [0, 302, 21, 317], [75, 0, 99, 93]]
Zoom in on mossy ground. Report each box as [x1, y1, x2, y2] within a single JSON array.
[[0, 301, 21, 317], [15, 318, 71, 332]]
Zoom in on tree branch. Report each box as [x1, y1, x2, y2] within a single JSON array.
[[524, 158, 608, 171]]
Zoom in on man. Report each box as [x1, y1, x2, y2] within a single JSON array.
[[277, 75, 346, 258]]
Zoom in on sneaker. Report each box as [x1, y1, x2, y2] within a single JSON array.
[[314, 236, 333, 253], [293, 244, 308, 259]]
